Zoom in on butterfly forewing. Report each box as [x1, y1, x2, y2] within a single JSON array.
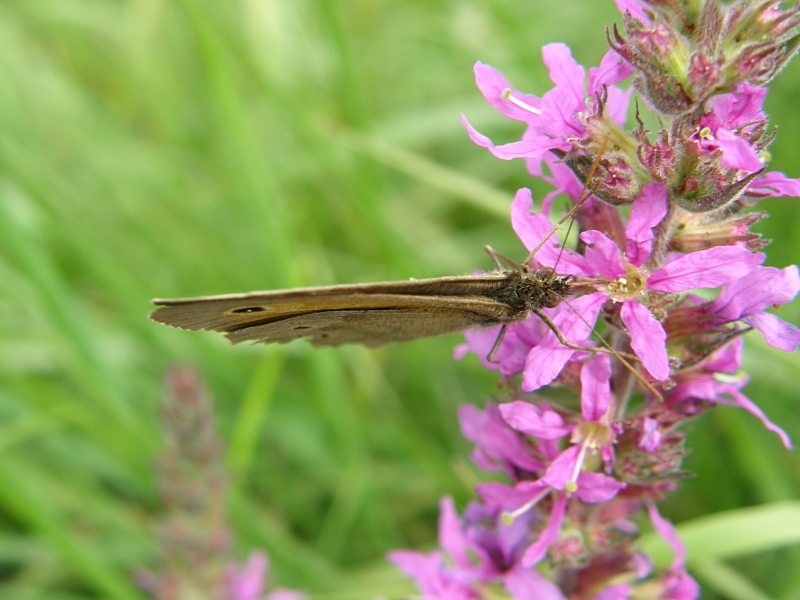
[[150, 273, 522, 347]]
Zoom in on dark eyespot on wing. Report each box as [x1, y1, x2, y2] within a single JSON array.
[[232, 307, 265, 314]]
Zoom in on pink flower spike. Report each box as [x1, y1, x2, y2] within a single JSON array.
[[621, 301, 669, 380], [542, 43, 586, 107], [581, 354, 613, 423], [625, 183, 668, 267], [499, 401, 573, 439], [647, 246, 765, 292], [474, 62, 542, 123], [522, 293, 606, 391], [521, 495, 568, 567]]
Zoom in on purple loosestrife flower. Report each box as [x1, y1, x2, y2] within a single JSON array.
[[462, 45, 646, 205], [388, 497, 568, 599], [394, 2, 800, 598], [664, 339, 792, 449], [140, 369, 309, 600]]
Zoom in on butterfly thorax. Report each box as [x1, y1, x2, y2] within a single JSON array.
[[491, 269, 573, 317]]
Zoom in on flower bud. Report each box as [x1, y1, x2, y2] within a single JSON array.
[[670, 210, 767, 252]]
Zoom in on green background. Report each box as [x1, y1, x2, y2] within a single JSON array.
[[0, 1, 798, 598]]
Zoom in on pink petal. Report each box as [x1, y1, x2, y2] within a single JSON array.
[[702, 337, 743, 374], [743, 312, 800, 352], [747, 171, 800, 198], [522, 293, 606, 391], [458, 325, 503, 370], [660, 570, 701, 600], [227, 551, 268, 600], [614, 0, 649, 21], [625, 183, 668, 267], [639, 417, 663, 452], [647, 246, 765, 292], [511, 189, 559, 260], [387, 549, 443, 592], [717, 385, 793, 449], [605, 85, 634, 127], [541, 87, 584, 137], [542, 445, 581, 490], [461, 114, 562, 160], [590, 50, 635, 90], [266, 591, 309, 600], [474, 62, 542, 123], [521, 494, 567, 567], [580, 354, 612, 422], [715, 127, 764, 172], [476, 481, 548, 513], [458, 404, 545, 473], [621, 301, 669, 380], [711, 265, 800, 320], [504, 565, 569, 600], [508, 192, 590, 272], [592, 583, 632, 600], [542, 43, 586, 106], [499, 400, 572, 439], [581, 230, 627, 279], [438, 497, 471, 567], [709, 84, 766, 127], [574, 471, 626, 503], [646, 503, 687, 570]]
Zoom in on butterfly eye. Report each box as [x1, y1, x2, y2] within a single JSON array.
[[544, 292, 561, 309], [537, 267, 555, 280]]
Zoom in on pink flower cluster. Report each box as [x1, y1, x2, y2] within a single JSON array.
[[390, 1, 800, 598]]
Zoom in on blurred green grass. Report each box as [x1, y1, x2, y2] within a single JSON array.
[[0, 1, 798, 598]]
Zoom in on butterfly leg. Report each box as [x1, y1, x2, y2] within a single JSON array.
[[484, 246, 522, 271], [486, 324, 508, 363], [532, 308, 663, 401], [530, 308, 632, 357]]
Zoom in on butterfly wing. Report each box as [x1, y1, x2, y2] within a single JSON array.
[[149, 275, 516, 347]]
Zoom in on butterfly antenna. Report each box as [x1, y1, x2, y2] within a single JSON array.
[[524, 137, 609, 269], [561, 298, 663, 402]]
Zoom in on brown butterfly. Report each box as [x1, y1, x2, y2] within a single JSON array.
[[149, 265, 573, 351], [149, 139, 648, 366]]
